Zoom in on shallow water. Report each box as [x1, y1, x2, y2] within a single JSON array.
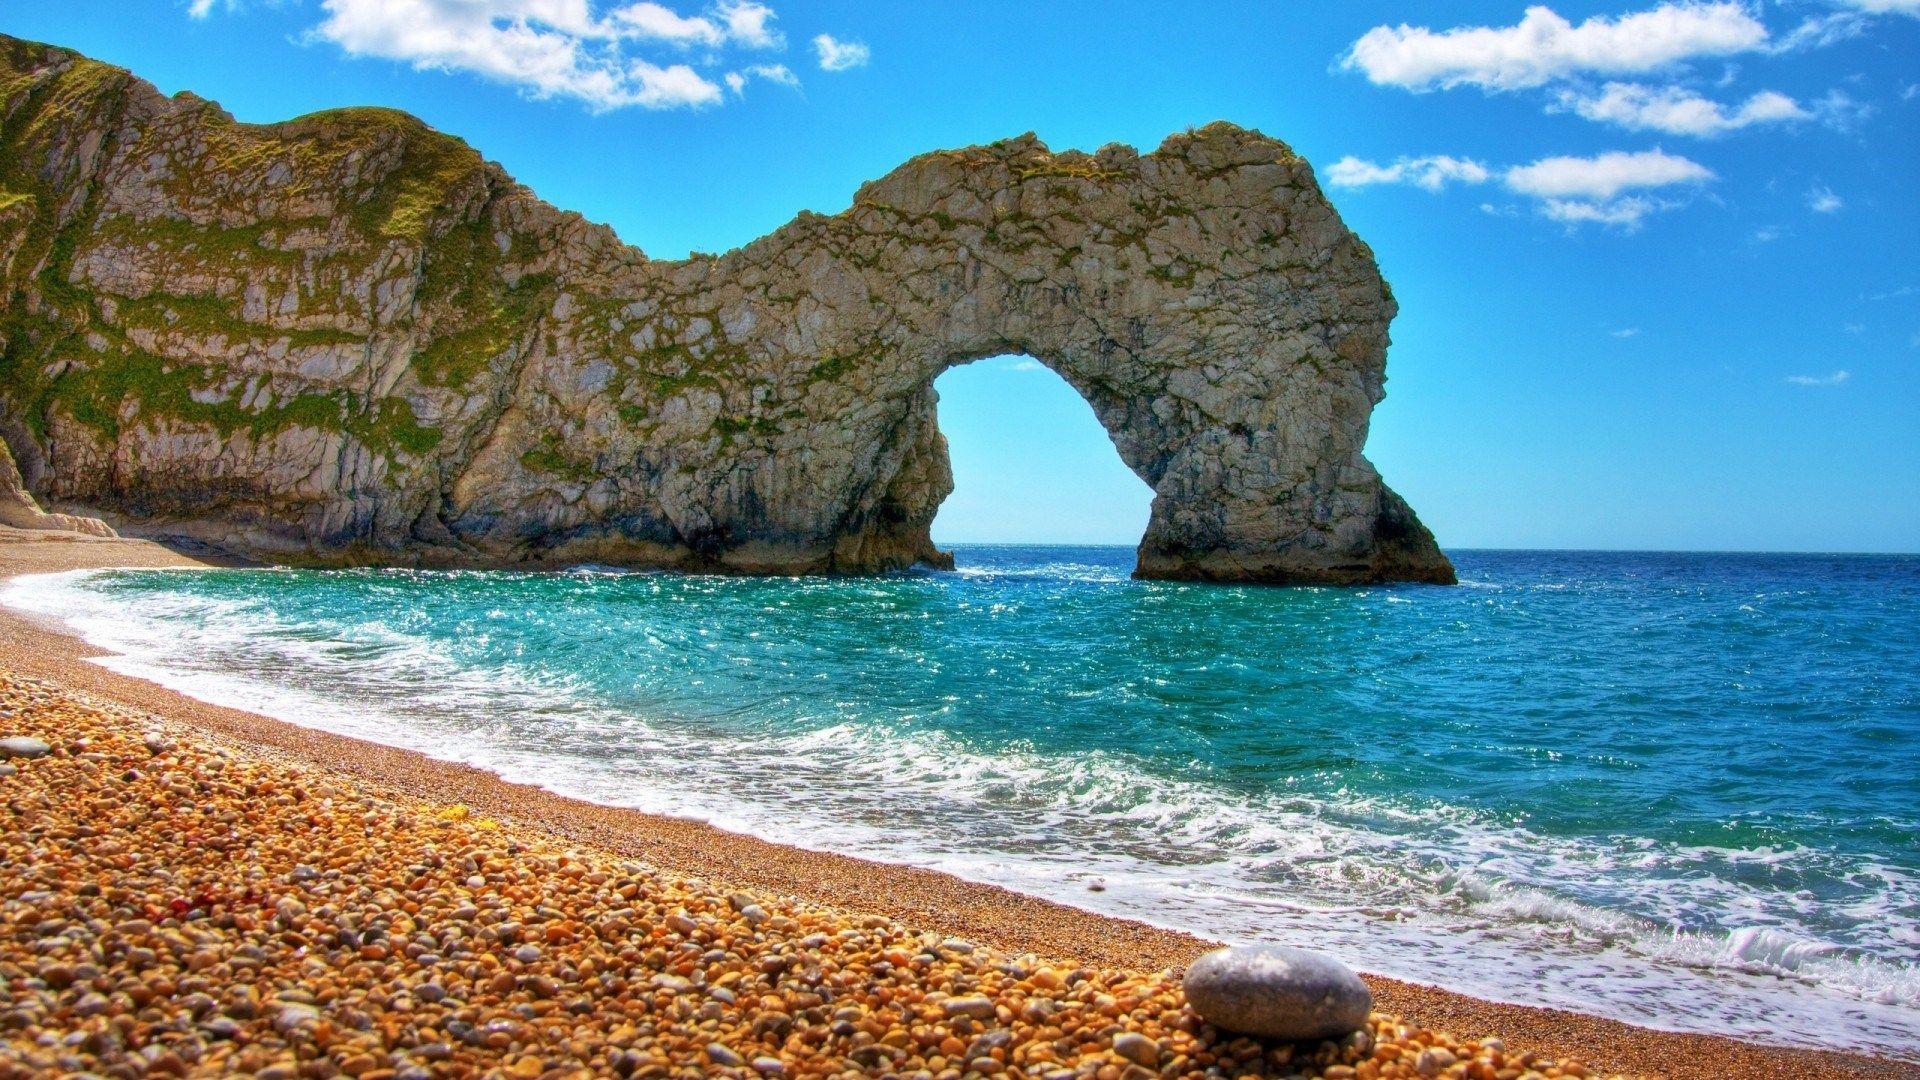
[[7, 547, 1918, 1057]]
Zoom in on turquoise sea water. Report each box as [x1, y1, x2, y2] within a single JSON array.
[[8, 547, 1919, 1057]]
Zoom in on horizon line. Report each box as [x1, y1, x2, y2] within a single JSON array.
[[932, 540, 1920, 557]]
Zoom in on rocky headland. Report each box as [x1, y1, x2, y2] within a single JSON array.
[[0, 34, 1451, 585]]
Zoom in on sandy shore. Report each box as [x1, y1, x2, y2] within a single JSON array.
[[0, 526, 1905, 1079]]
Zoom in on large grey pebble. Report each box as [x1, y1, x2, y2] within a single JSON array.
[[272, 1003, 320, 1033], [1182, 945, 1371, 1041], [0, 736, 51, 759]]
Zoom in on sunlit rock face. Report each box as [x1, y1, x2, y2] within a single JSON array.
[[0, 34, 1452, 585]]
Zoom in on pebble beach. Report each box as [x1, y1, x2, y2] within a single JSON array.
[[0, 529, 1907, 1079], [0, 669, 1592, 1079]]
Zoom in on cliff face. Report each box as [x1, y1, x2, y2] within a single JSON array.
[[0, 436, 113, 536], [0, 35, 1454, 585]]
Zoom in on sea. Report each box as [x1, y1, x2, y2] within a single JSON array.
[[6, 547, 1917, 1059]]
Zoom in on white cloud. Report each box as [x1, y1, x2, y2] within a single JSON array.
[[1504, 149, 1712, 229], [1774, 11, 1872, 51], [1555, 82, 1808, 136], [1785, 369, 1850, 386], [1340, 3, 1769, 92], [1810, 88, 1875, 130], [1326, 154, 1491, 191], [1335, 147, 1713, 229], [608, 2, 725, 45], [187, 0, 238, 15], [1537, 195, 1681, 228], [725, 63, 797, 93], [1867, 285, 1916, 300], [1504, 148, 1714, 200], [1339, 3, 1886, 143], [1612, 327, 1641, 337], [812, 33, 869, 71], [717, 1, 782, 48], [1828, 0, 1920, 14], [603, 1, 782, 47], [299, 0, 805, 111], [748, 63, 798, 86], [1751, 225, 1785, 242], [1806, 185, 1844, 213]]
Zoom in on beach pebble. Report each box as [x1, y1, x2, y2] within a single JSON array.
[[943, 996, 997, 1021], [273, 1003, 321, 1033], [1181, 945, 1371, 1041], [1113, 1031, 1160, 1066], [0, 736, 50, 758]]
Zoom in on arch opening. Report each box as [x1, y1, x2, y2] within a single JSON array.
[[926, 354, 1154, 560]]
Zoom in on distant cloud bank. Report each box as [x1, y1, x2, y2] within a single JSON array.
[[1328, 148, 1715, 229], [1330, 1, 1910, 234], [1340, 3, 1769, 92]]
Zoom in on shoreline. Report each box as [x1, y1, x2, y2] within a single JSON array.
[[0, 527, 1905, 1078]]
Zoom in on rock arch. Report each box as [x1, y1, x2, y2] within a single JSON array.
[[0, 36, 1453, 584]]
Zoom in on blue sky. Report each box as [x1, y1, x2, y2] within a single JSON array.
[[5, 1, 1916, 551]]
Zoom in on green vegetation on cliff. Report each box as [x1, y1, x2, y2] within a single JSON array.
[[0, 37, 500, 466]]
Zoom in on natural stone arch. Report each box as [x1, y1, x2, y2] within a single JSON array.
[[0, 36, 1453, 584], [444, 127, 1452, 583]]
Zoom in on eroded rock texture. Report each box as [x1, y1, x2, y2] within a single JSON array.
[[0, 436, 115, 536], [0, 35, 1452, 584]]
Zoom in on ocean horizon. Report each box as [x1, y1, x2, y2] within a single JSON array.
[[938, 543, 1920, 557], [7, 545, 1917, 1060]]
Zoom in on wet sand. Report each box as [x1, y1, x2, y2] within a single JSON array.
[[0, 526, 1905, 1078]]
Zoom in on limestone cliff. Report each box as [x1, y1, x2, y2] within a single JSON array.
[[0, 35, 1453, 585], [0, 436, 113, 536]]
